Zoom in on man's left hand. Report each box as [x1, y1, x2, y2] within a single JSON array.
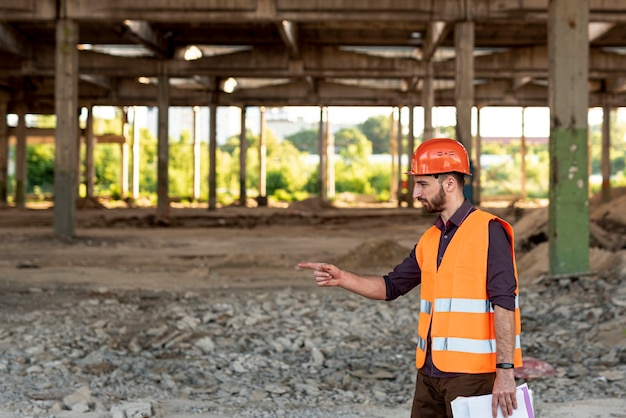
[[491, 369, 517, 418]]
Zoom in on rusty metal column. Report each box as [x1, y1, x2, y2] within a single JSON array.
[[548, 0, 589, 274], [258, 106, 267, 206], [85, 106, 95, 199], [54, 19, 78, 238], [0, 99, 7, 206], [455, 21, 474, 202], [192, 106, 200, 201], [317, 106, 327, 200], [239, 106, 247, 206], [15, 104, 26, 209], [423, 61, 434, 141], [208, 103, 217, 210], [156, 69, 170, 223], [601, 104, 611, 203]]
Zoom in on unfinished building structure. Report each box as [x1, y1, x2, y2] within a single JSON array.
[[1, 0, 625, 275]]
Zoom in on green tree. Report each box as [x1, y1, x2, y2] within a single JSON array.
[[358, 115, 390, 154], [27, 144, 55, 194], [285, 129, 318, 154]]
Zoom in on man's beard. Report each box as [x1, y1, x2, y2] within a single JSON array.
[[419, 185, 446, 213]]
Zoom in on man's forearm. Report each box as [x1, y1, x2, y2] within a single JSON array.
[[494, 305, 515, 363]]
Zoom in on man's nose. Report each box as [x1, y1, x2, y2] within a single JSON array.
[[413, 184, 422, 199]]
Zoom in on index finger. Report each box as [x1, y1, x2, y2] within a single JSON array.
[[297, 262, 323, 270]]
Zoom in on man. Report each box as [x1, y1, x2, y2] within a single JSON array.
[[298, 138, 522, 418]]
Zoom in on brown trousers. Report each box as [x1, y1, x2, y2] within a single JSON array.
[[411, 369, 496, 418]]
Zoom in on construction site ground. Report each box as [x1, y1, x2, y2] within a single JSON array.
[[0, 196, 625, 417]]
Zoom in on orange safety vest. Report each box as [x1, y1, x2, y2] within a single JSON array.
[[415, 209, 523, 373]]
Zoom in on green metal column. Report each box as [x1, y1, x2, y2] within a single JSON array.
[[548, 0, 589, 274]]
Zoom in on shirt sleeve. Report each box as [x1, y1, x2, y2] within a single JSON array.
[[487, 220, 517, 311], [383, 245, 421, 301]]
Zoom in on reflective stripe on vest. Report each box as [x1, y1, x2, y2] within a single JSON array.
[[417, 334, 522, 355], [423, 295, 520, 315]]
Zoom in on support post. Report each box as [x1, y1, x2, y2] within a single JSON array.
[[396, 107, 403, 205], [156, 68, 170, 223], [407, 102, 415, 207], [423, 60, 434, 141], [326, 114, 334, 198], [548, 0, 590, 274], [54, 19, 79, 238], [15, 103, 26, 209], [455, 21, 475, 203], [0, 100, 7, 206], [208, 103, 217, 210], [317, 106, 327, 201], [131, 106, 140, 200], [120, 109, 129, 200], [239, 106, 247, 206], [192, 106, 200, 201], [475, 106, 482, 206], [389, 109, 398, 202], [85, 106, 95, 199], [257, 106, 267, 206], [601, 104, 611, 203]]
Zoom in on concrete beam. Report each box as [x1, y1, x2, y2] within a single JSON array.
[[422, 21, 449, 61], [278, 20, 300, 59], [121, 20, 172, 59], [0, 23, 31, 57], [56, 0, 626, 22]]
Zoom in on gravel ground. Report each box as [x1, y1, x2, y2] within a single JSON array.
[[0, 279, 625, 418]]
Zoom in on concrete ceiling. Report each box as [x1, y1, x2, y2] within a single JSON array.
[[2, 0, 626, 113]]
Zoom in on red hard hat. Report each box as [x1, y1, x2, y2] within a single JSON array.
[[406, 138, 471, 176]]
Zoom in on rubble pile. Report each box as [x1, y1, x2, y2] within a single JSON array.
[[0, 272, 624, 417]]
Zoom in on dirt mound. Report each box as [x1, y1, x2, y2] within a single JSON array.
[[288, 197, 335, 212], [333, 238, 412, 271]]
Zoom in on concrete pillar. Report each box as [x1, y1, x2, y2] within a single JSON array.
[[192, 106, 200, 201], [521, 107, 527, 200], [0, 100, 7, 206], [120, 109, 129, 200], [85, 106, 95, 199], [422, 60, 434, 141], [119, 142, 129, 200], [455, 21, 475, 203], [15, 104, 26, 209], [54, 19, 79, 239], [326, 115, 335, 198], [131, 106, 140, 199], [258, 106, 267, 206], [601, 104, 611, 203], [208, 103, 217, 210], [389, 109, 398, 202], [239, 106, 247, 206], [407, 102, 415, 207], [548, 0, 589, 274], [156, 70, 170, 222], [317, 106, 327, 200], [396, 107, 403, 205]]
